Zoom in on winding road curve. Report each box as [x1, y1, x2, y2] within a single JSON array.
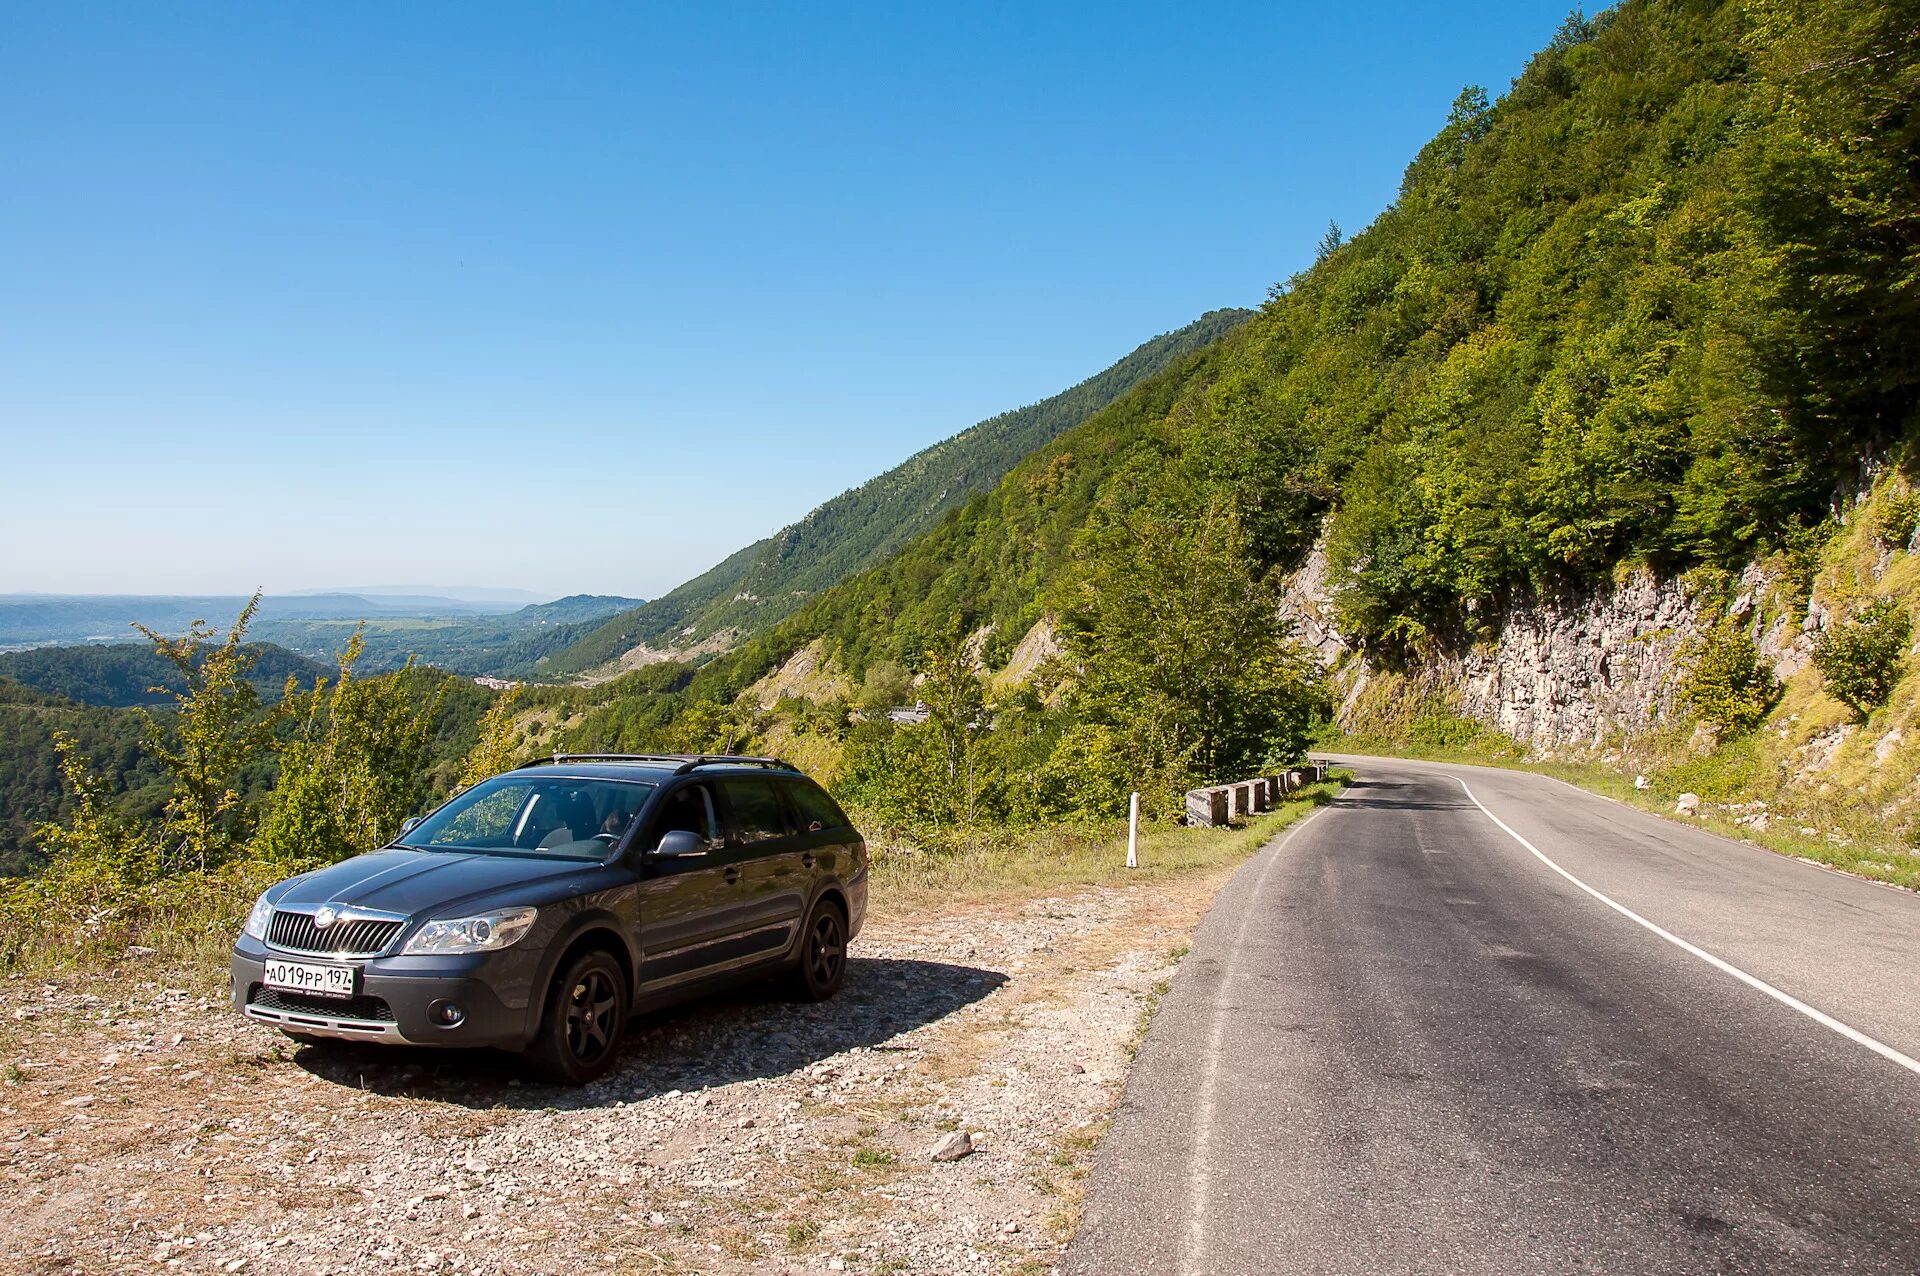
[[1064, 756, 1920, 1275]]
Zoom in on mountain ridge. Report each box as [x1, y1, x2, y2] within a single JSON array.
[[533, 308, 1255, 678]]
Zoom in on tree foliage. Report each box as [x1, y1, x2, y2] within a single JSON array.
[[1678, 621, 1781, 734], [1055, 492, 1326, 811], [1813, 598, 1912, 720], [252, 631, 444, 862], [457, 687, 523, 790], [132, 595, 278, 874]]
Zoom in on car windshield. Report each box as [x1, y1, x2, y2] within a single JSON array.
[[401, 776, 656, 858]]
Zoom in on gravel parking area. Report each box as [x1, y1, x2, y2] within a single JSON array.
[[1, 867, 1235, 1275]]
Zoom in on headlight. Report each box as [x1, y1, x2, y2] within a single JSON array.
[[243, 892, 274, 941], [401, 906, 538, 955]]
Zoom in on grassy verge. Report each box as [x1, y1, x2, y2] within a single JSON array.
[[1327, 733, 1919, 892], [866, 778, 1346, 914]]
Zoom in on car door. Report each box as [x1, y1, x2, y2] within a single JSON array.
[[782, 777, 854, 891], [713, 776, 807, 961], [633, 781, 747, 990]]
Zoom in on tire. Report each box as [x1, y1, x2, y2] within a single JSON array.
[[525, 948, 629, 1085], [792, 898, 849, 1002]]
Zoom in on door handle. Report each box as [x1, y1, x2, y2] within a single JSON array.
[[724, 866, 739, 885]]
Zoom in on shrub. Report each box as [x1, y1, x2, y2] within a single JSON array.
[[1677, 622, 1781, 735], [1872, 490, 1920, 550], [1406, 710, 1488, 752], [1813, 599, 1912, 721]]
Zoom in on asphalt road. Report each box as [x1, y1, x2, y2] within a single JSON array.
[[1063, 756, 1920, 1275]]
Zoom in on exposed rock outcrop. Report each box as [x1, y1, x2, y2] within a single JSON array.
[[1282, 550, 1710, 752]]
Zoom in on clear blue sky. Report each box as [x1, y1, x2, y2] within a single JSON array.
[[1, 1, 1574, 600]]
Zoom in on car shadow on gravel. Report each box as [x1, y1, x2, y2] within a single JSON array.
[[290, 956, 1008, 1109]]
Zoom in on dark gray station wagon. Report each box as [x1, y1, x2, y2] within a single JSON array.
[[230, 755, 868, 1083]]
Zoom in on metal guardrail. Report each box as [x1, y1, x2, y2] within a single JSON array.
[[1184, 758, 1328, 827]]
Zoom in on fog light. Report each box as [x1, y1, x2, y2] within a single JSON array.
[[429, 1000, 466, 1027]]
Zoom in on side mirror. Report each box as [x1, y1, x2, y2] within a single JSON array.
[[649, 828, 709, 860], [399, 816, 423, 836]]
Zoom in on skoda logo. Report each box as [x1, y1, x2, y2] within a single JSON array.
[[312, 906, 339, 929]]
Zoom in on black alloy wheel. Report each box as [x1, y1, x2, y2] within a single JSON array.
[[794, 900, 848, 1002], [528, 948, 628, 1084]]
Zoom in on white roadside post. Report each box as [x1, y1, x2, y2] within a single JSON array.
[[1127, 791, 1140, 869]]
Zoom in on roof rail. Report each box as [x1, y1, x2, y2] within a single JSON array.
[[673, 754, 798, 775], [521, 753, 689, 768], [519, 752, 800, 775]]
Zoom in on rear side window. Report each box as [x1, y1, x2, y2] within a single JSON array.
[[721, 777, 792, 845], [787, 781, 849, 833]]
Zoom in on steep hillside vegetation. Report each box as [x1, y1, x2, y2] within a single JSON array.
[[539, 309, 1253, 678], [549, 0, 1918, 831]]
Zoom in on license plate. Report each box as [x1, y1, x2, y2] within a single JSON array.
[[263, 958, 356, 999]]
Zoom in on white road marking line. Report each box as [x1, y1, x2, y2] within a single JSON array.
[[1185, 803, 1332, 1276], [1454, 775, 1920, 1079]]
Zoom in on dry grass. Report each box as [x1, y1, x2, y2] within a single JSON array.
[[864, 781, 1345, 915]]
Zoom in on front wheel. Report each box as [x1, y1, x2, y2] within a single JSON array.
[[525, 949, 629, 1085], [792, 899, 848, 1002]]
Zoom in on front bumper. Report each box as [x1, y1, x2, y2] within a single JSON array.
[[231, 938, 537, 1049]]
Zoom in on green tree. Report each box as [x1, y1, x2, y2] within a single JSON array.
[[133, 593, 277, 874], [252, 631, 444, 863], [1677, 621, 1781, 734], [1, 732, 160, 947], [665, 697, 765, 755], [856, 660, 914, 715], [1056, 491, 1325, 814], [457, 687, 523, 789], [1813, 598, 1912, 721], [920, 621, 987, 786]]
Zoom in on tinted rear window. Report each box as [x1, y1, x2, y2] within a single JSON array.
[[787, 781, 849, 833], [721, 777, 793, 845]]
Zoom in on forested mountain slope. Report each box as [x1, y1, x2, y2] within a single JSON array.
[[538, 308, 1253, 678], [0, 643, 329, 709], [561, 0, 1917, 760]]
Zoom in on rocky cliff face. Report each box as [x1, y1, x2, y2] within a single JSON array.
[[1450, 572, 1704, 751], [1282, 540, 1769, 754]]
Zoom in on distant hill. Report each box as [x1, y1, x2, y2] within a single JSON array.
[[0, 642, 331, 708], [539, 309, 1254, 678]]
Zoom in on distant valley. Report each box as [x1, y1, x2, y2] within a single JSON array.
[[0, 592, 644, 679]]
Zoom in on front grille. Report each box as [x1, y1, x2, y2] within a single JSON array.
[[249, 986, 395, 1022], [267, 910, 403, 957]]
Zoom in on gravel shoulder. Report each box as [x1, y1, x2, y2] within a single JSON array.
[[1, 865, 1241, 1276]]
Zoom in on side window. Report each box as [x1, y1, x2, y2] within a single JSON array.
[[655, 783, 718, 845], [721, 777, 793, 846], [787, 781, 848, 834]]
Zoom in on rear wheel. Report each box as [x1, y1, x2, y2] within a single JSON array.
[[792, 899, 848, 1002], [526, 948, 629, 1085]]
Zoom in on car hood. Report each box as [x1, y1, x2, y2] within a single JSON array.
[[272, 847, 599, 918]]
